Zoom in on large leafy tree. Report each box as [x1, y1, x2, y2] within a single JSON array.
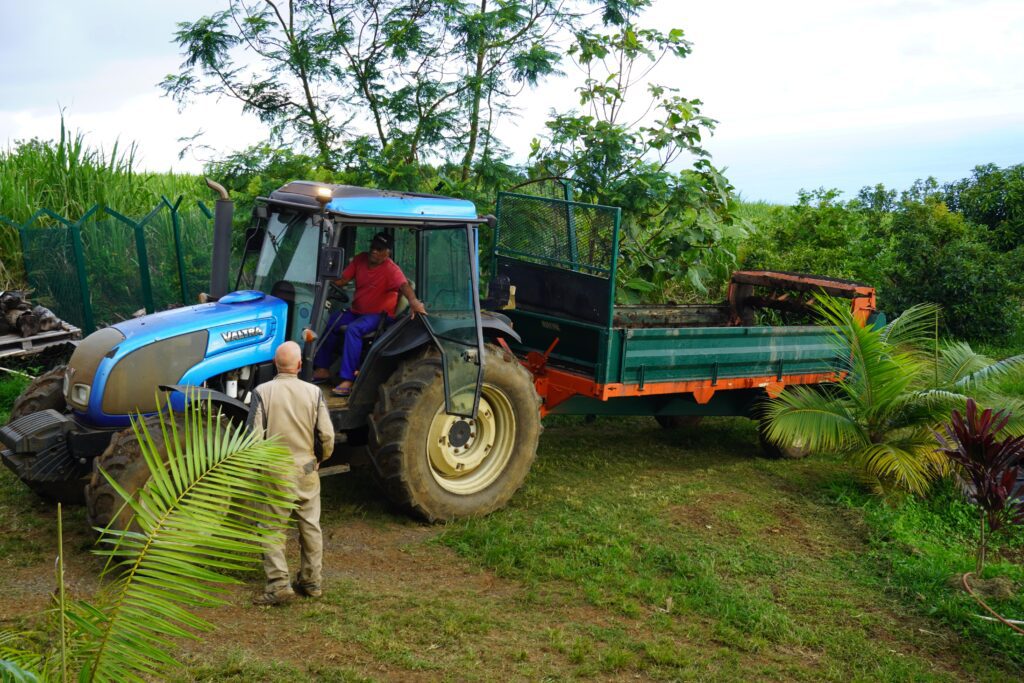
[[163, 0, 575, 177], [944, 163, 1024, 253], [763, 296, 1024, 495], [530, 0, 741, 301]]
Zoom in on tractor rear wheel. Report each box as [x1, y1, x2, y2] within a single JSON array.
[[368, 344, 541, 522], [10, 365, 66, 420], [85, 412, 185, 531]]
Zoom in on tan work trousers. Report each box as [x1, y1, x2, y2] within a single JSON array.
[[263, 466, 323, 592]]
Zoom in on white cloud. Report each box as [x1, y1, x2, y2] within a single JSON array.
[[1, 0, 1022, 202]]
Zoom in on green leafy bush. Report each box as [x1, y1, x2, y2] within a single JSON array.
[[740, 188, 888, 288], [740, 175, 1023, 344], [885, 198, 1017, 341], [945, 163, 1024, 253]]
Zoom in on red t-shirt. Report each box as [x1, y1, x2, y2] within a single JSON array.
[[343, 252, 408, 316]]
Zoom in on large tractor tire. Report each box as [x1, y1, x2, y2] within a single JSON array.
[[85, 412, 185, 531], [9, 365, 66, 420], [368, 344, 541, 522]]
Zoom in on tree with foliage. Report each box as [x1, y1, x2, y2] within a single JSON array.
[[944, 163, 1024, 253], [884, 195, 1014, 341], [530, 1, 741, 302], [741, 188, 888, 291], [740, 178, 1021, 343], [763, 296, 1024, 495], [937, 399, 1024, 573], [163, 0, 574, 182], [0, 398, 294, 681]]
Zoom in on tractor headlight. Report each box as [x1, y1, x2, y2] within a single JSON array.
[[71, 383, 90, 407]]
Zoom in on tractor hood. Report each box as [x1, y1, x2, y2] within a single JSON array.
[[65, 291, 287, 428]]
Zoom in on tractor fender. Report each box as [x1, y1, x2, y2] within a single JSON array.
[[334, 314, 523, 430], [158, 384, 249, 424], [378, 313, 520, 358]]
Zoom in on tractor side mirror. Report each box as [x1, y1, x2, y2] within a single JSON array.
[[319, 247, 345, 280], [243, 226, 265, 255]]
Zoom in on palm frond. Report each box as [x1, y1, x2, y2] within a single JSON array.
[[952, 350, 1024, 391], [762, 385, 865, 453], [815, 296, 922, 412], [69, 395, 295, 683], [936, 341, 993, 386], [884, 389, 969, 431], [0, 633, 44, 682], [0, 658, 39, 683], [879, 302, 941, 351], [850, 435, 945, 496]]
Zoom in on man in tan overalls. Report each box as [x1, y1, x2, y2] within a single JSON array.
[[249, 341, 335, 606]]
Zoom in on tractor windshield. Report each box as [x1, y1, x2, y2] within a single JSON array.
[[252, 210, 321, 340]]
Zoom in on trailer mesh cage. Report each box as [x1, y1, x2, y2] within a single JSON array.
[[493, 192, 620, 277]]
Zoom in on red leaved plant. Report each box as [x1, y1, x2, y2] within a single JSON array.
[[937, 398, 1024, 573]]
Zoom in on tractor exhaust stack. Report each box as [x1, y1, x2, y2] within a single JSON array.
[[206, 178, 233, 299]]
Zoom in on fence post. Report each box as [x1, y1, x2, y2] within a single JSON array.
[[105, 206, 156, 315], [162, 195, 188, 304], [70, 207, 98, 335]]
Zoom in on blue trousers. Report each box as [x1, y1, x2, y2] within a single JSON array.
[[314, 310, 384, 381]]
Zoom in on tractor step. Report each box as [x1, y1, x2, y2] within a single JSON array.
[[317, 463, 350, 477]]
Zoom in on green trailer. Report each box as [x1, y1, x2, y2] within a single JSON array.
[[491, 189, 876, 455]]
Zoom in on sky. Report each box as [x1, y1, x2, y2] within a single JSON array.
[[1, 0, 1022, 204]]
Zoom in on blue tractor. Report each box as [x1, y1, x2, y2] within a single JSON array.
[[1, 180, 541, 525]]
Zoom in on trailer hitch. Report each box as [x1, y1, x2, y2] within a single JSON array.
[[524, 337, 560, 375]]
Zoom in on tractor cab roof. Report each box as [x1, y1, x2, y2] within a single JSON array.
[[265, 181, 480, 224]]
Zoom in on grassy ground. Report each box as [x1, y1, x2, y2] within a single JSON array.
[[1, 368, 1022, 681]]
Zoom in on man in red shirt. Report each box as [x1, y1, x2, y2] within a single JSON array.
[[313, 232, 426, 396]]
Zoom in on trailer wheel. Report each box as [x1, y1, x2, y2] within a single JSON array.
[[654, 415, 703, 430], [368, 344, 541, 522], [757, 417, 811, 459], [9, 365, 66, 420], [85, 412, 186, 531]]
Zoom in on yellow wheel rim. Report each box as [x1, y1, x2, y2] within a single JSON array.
[[426, 384, 516, 494]]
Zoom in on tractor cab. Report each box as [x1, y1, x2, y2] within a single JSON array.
[[236, 181, 495, 421]]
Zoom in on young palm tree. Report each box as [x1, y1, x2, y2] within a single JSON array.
[[0, 395, 295, 682], [763, 296, 1024, 495]]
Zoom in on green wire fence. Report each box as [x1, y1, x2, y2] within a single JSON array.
[[0, 197, 213, 334]]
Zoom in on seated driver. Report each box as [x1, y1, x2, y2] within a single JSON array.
[[313, 232, 426, 396]]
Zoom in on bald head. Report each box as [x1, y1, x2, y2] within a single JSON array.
[[274, 341, 302, 373]]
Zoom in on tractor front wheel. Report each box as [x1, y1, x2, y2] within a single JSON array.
[[6, 365, 86, 503], [10, 365, 67, 420], [84, 412, 184, 531], [368, 344, 541, 522]]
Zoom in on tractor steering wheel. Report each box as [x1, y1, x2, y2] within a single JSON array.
[[328, 280, 350, 305]]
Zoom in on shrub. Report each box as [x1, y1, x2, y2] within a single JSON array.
[[885, 198, 1015, 341], [740, 188, 887, 289], [936, 399, 1024, 572]]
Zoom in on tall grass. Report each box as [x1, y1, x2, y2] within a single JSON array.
[[0, 117, 204, 288]]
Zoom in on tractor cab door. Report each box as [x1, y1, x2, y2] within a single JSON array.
[[418, 225, 484, 419], [251, 209, 323, 341]]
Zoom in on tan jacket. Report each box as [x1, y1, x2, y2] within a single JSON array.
[[250, 372, 335, 468]]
